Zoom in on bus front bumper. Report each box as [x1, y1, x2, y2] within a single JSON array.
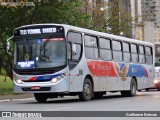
[[13, 78, 69, 93]]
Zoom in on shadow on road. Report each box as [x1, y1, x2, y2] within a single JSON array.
[[20, 91, 155, 104]]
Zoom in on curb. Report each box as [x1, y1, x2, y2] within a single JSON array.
[[0, 98, 34, 102], [0, 94, 34, 102]]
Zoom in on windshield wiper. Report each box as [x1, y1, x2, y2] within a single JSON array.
[[40, 36, 52, 51], [39, 36, 53, 62], [23, 37, 32, 59]]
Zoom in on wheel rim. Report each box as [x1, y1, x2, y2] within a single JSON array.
[[84, 83, 91, 97]]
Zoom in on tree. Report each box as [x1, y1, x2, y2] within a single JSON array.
[[0, 1, 35, 79], [0, 0, 133, 80], [80, 0, 132, 37], [0, 0, 91, 80]]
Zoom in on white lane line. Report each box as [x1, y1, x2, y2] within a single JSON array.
[[44, 107, 73, 111], [154, 95, 160, 98], [0, 98, 34, 102], [0, 99, 11, 102], [12, 98, 34, 101], [113, 100, 130, 104]]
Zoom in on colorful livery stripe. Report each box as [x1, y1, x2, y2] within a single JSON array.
[[87, 61, 149, 79], [28, 74, 62, 81], [87, 61, 117, 77]]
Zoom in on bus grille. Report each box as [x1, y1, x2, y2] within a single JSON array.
[[14, 69, 54, 75], [22, 79, 51, 82], [13, 65, 66, 75]]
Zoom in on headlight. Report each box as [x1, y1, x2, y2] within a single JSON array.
[[51, 73, 66, 83], [154, 79, 159, 84], [15, 79, 24, 84]]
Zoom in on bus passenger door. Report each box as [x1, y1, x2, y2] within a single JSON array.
[[67, 39, 83, 92]]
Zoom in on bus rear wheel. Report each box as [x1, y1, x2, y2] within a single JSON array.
[[121, 78, 137, 97], [79, 78, 93, 101], [34, 93, 48, 103]]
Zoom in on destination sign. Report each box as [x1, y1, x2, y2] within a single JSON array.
[[19, 28, 57, 35]]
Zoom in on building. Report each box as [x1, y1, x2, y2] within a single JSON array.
[[142, 0, 160, 27], [141, 0, 160, 63], [130, 0, 143, 40], [142, 0, 160, 42]]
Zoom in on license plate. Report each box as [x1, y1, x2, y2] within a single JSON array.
[[31, 86, 40, 90]]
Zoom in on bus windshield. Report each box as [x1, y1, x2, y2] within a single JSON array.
[[14, 37, 66, 69]]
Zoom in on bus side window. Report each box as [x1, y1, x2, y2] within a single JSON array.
[[99, 38, 112, 61], [145, 46, 153, 64], [67, 32, 82, 69], [131, 44, 138, 63], [84, 35, 99, 59], [139, 45, 145, 64], [68, 43, 82, 61], [72, 43, 81, 60], [112, 40, 122, 62], [123, 42, 131, 62]]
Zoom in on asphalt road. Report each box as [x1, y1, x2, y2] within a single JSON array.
[[0, 90, 160, 120]]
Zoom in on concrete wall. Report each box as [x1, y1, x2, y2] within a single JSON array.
[[143, 21, 154, 43]]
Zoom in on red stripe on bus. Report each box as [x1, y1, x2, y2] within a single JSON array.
[[144, 68, 149, 78], [87, 61, 117, 77], [28, 76, 37, 81]]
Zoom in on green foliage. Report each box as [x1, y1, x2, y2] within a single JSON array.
[[0, 0, 132, 80], [0, 75, 13, 95], [0, 0, 91, 80], [33, 0, 91, 27]]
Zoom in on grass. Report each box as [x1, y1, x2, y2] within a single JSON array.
[[0, 68, 13, 95]]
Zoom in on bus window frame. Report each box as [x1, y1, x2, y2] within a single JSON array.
[[112, 39, 123, 62], [99, 37, 112, 61], [122, 42, 131, 63], [84, 34, 99, 60], [67, 31, 83, 69]]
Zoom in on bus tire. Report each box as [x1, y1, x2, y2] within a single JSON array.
[[79, 78, 93, 101], [34, 93, 48, 103], [121, 78, 137, 97]]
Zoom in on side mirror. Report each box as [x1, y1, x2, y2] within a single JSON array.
[[6, 36, 13, 56]]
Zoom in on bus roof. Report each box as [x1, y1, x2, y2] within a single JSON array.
[[14, 23, 153, 46]]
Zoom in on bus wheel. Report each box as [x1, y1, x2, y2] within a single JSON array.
[[79, 78, 93, 101], [34, 93, 48, 103], [121, 78, 137, 97]]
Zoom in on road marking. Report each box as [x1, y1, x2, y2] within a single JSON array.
[[12, 98, 34, 101], [154, 95, 160, 98], [0, 99, 10, 102], [0, 98, 34, 102], [113, 100, 130, 104], [44, 107, 73, 111]]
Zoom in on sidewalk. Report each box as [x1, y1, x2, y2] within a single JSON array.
[[0, 94, 34, 100]]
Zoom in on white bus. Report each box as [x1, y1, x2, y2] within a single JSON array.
[[7, 24, 154, 102]]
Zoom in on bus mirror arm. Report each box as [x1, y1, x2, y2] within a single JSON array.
[[6, 36, 13, 56]]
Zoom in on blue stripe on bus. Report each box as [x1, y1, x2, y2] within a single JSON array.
[[34, 74, 62, 81], [126, 64, 148, 77]]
